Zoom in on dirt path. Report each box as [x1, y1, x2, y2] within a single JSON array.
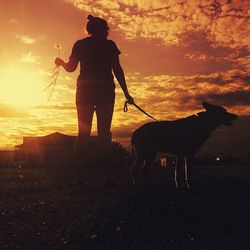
[[0, 167, 249, 249]]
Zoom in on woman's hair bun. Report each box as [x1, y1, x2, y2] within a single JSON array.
[[87, 15, 94, 21], [86, 15, 108, 35]]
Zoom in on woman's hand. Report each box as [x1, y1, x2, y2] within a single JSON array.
[[125, 93, 134, 104], [55, 57, 64, 67]]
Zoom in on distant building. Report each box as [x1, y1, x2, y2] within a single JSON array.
[[0, 150, 14, 167], [15, 132, 99, 167]]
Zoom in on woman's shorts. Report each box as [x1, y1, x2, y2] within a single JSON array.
[[76, 86, 115, 106]]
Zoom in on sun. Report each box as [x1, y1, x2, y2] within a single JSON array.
[[0, 66, 46, 107]]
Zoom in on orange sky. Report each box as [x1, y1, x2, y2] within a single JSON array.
[[0, 0, 249, 156]]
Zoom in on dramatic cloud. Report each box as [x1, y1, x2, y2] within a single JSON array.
[[115, 69, 250, 116], [67, 0, 250, 49], [65, 0, 250, 83], [195, 90, 250, 107]]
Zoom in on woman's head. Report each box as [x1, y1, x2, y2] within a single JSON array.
[[86, 15, 109, 38]]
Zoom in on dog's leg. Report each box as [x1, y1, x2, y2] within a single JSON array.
[[141, 159, 153, 184], [130, 158, 144, 185], [184, 156, 190, 190], [174, 157, 178, 188], [175, 156, 186, 189]]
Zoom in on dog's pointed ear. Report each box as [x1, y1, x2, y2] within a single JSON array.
[[202, 101, 213, 111]]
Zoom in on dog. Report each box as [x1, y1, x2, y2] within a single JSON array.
[[130, 102, 238, 189]]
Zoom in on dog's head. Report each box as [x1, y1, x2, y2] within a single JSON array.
[[199, 101, 238, 126]]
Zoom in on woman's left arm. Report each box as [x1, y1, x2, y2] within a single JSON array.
[[112, 55, 134, 104]]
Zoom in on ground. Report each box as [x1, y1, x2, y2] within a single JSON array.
[[0, 165, 249, 249]]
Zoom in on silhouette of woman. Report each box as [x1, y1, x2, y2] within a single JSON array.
[[55, 15, 133, 183]]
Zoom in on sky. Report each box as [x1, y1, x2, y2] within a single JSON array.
[[0, 0, 249, 157]]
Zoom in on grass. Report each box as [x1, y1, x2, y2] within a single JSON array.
[[0, 165, 249, 249]]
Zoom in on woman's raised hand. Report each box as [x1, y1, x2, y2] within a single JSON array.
[[55, 57, 64, 67]]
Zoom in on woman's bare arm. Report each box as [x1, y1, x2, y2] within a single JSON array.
[[55, 57, 78, 72], [112, 55, 134, 103]]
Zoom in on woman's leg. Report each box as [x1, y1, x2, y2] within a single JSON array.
[[74, 104, 94, 183], [95, 102, 115, 182], [76, 104, 94, 139], [96, 102, 114, 138]]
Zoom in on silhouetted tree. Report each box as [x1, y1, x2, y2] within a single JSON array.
[[112, 141, 131, 167]]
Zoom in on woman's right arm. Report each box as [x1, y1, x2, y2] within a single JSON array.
[[55, 57, 78, 72]]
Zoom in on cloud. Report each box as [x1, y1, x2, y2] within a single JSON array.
[[191, 69, 250, 89], [195, 90, 250, 107], [16, 34, 37, 45], [10, 18, 19, 24], [20, 51, 41, 64], [0, 103, 32, 118], [34, 103, 75, 111], [65, 0, 249, 78], [113, 69, 250, 122], [66, 0, 250, 50]]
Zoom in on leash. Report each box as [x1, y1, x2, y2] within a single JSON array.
[[123, 101, 158, 121]]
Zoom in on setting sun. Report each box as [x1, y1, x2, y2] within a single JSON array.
[[0, 66, 46, 107]]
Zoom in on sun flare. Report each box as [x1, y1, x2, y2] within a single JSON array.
[[0, 66, 46, 107]]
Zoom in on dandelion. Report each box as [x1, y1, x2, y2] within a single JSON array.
[[55, 43, 62, 50], [55, 43, 62, 57], [44, 43, 62, 103]]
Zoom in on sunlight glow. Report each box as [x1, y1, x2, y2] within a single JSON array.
[[0, 66, 46, 107]]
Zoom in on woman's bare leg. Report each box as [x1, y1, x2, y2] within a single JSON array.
[[74, 104, 94, 183], [95, 102, 114, 183]]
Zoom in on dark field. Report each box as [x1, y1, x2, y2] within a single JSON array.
[[0, 165, 250, 250]]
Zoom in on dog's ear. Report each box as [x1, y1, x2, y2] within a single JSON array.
[[202, 101, 213, 111]]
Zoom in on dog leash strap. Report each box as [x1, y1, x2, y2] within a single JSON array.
[[123, 101, 128, 113], [123, 101, 158, 121]]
